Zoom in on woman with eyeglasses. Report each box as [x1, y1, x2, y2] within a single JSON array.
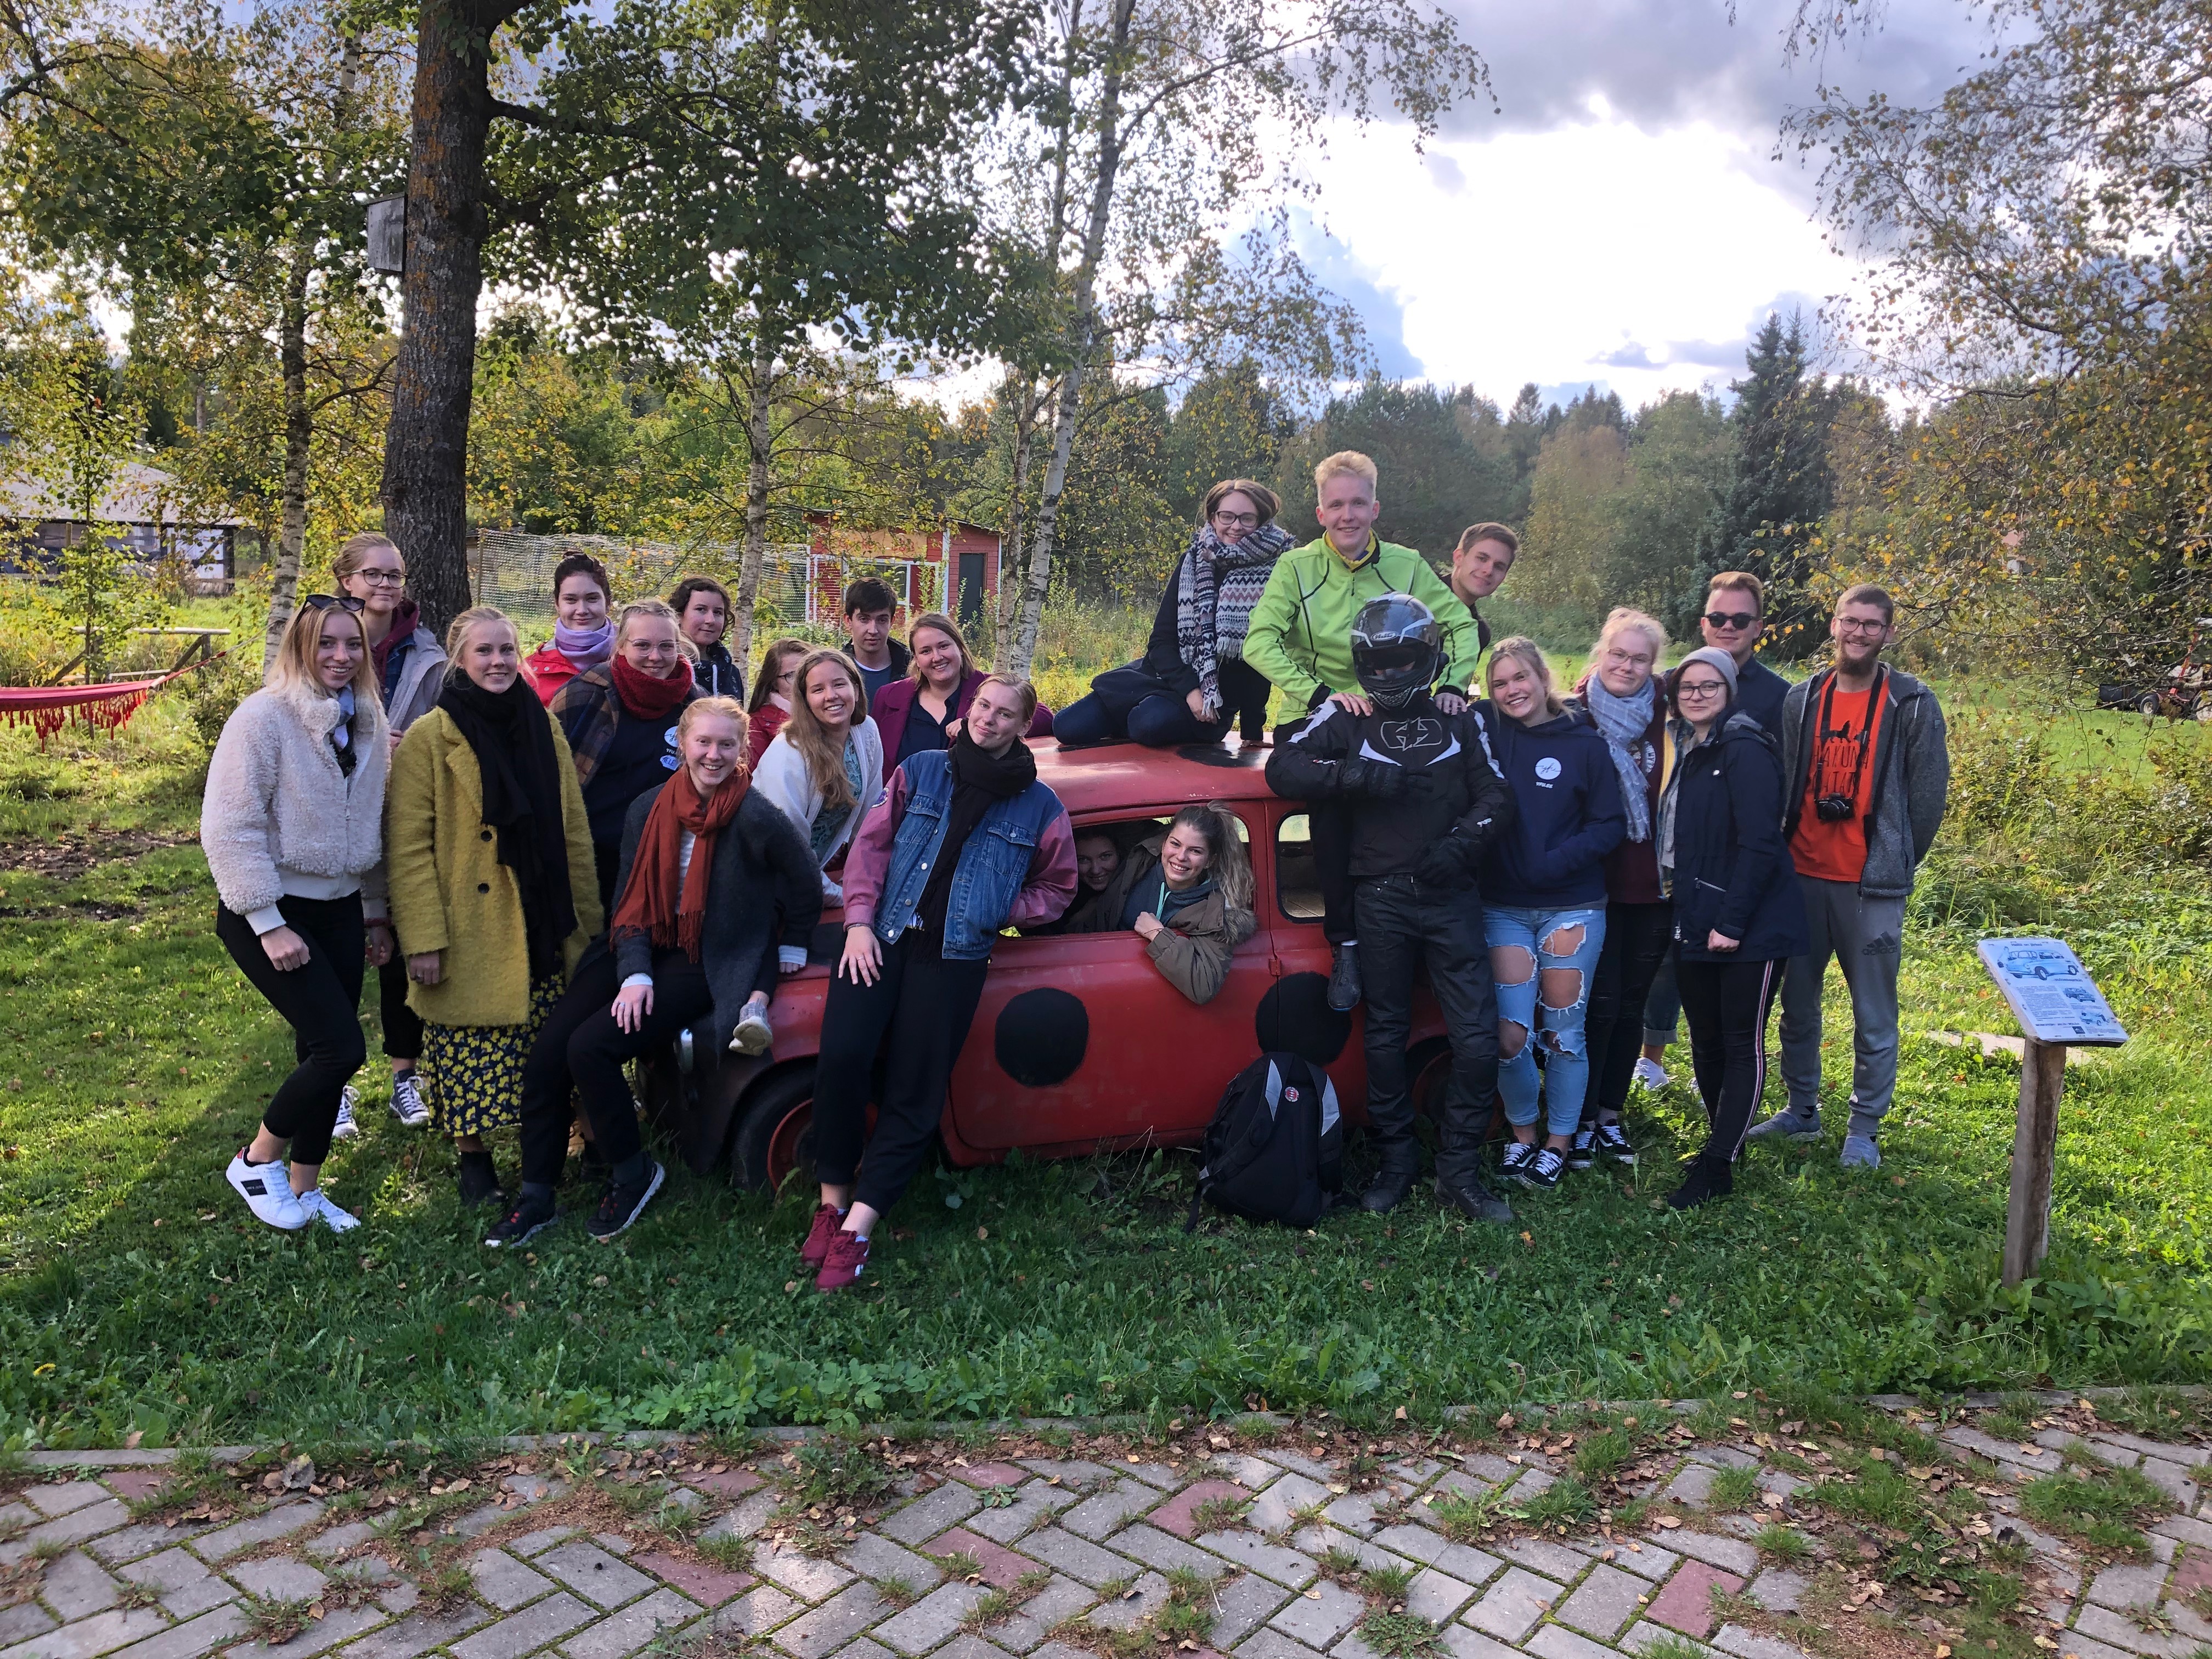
[[1653, 645, 1807, 1210], [549, 600, 702, 913], [387, 607, 603, 1206], [204, 596, 392, 1232], [332, 533, 445, 1136], [1053, 481, 1292, 748], [1568, 607, 1672, 1172]]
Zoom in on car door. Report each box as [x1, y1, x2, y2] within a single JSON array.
[[945, 808, 1279, 1152]]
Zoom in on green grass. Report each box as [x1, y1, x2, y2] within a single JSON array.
[[2017, 1463, 2172, 1553], [3, 674, 2212, 1445]]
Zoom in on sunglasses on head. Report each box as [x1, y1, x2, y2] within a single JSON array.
[[1703, 611, 1759, 631], [303, 594, 367, 614]]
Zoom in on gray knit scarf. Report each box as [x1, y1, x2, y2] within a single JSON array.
[[1582, 674, 1656, 843], [1176, 522, 1293, 710]]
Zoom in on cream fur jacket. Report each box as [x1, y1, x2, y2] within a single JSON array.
[[201, 680, 390, 933]]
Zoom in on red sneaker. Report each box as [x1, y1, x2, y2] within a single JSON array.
[[815, 1229, 870, 1292], [800, 1203, 845, 1267]]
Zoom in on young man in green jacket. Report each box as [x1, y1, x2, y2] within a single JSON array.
[[1246, 450, 1483, 1009]]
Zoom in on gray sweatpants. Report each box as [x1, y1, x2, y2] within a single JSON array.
[[1778, 876, 1906, 1138]]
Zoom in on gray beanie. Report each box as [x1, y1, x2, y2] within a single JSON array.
[[1673, 646, 1739, 708]]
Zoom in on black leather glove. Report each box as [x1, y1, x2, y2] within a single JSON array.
[[1403, 767, 1455, 805], [1338, 758, 1410, 799], [1413, 830, 1477, 891]]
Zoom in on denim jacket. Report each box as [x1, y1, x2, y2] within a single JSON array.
[[847, 751, 1075, 960]]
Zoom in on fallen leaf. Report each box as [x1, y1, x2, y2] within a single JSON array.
[[1655, 1516, 1681, 1530]]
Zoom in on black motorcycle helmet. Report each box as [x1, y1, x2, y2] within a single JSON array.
[[1351, 594, 1444, 710]]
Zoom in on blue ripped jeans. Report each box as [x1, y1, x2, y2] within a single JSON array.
[[1485, 904, 1607, 1138]]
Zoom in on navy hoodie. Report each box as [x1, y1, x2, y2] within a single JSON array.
[[1477, 703, 1627, 909]]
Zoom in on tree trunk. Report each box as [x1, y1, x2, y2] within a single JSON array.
[[994, 377, 1039, 665], [263, 242, 313, 674], [381, 0, 513, 641], [733, 337, 776, 669], [1008, 0, 1136, 679]]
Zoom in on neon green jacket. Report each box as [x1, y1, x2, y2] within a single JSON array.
[[1242, 535, 1483, 723]]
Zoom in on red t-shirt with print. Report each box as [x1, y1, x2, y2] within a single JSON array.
[[1788, 681, 1881, 883]]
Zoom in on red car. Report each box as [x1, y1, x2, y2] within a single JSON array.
[[643, 740, 1455, 1192]]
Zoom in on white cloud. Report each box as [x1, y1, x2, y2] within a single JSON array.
[[1299, 105, 1857, 407]]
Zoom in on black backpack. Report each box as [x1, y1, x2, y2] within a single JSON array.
[[1184, 1053, 1344, 1230]]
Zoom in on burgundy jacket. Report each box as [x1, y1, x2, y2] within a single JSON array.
[[869, 668, 1054, 761]]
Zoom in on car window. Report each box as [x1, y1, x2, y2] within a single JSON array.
[[1276, 811, 1323, 922]]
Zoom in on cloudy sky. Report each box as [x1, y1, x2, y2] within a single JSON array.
[[1291, 0, 1984, 411]]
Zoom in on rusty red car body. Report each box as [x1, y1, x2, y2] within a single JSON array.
[[642, 739, 1453, 1192]]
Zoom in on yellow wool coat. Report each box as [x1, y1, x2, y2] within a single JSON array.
[[384, 706, 603, 1027]]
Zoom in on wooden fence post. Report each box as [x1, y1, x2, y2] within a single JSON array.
[[2001, 1037, 2068, 1287]]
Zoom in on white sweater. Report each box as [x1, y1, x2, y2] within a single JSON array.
[[201, 681, 390, 933], [750, 717, 885, 901]]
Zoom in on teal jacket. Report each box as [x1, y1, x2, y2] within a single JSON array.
[[1242, 535, 1482, 723]]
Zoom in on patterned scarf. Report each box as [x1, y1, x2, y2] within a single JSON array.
[[1582, 674, 1656, 843], [1175, 523, 1293, 710]]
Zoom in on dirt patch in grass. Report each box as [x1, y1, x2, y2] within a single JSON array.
[[0, 830, 196, 881]]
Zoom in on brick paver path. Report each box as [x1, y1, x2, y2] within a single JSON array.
[[3, 1396, 2208, 1659]]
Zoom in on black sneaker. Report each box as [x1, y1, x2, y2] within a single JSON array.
[[1566, 1125, 1597, 1171], [1666, 1156, 1733, 1210], [1327, 943, 1362, 1012], [1595, 1121, 1637, 1165], [455, 1150, 503, 1209], [1438, 1174, 1515, 1226], [1516, 1146, 1566, 1190], [1499, 1139, 1537, 1180], [484, 1192, 557, 1249], [586, 1157, 665, 1242]]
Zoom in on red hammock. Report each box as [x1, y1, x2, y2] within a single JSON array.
[[0, 651, 229, 744]]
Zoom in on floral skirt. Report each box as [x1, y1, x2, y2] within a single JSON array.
[[421, 975, 562, 1138]]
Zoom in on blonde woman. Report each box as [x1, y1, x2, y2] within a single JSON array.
[[386, 607, 603, 1206], [332, 531, 444, 1132], [549, 599, 701, 912], [203, 596, 391, 1232], [752, 649, 886, 902], [869, 611, 1053, 764], [1475, 637, 1626, 1192], [1066, 803, 1256, 1005]]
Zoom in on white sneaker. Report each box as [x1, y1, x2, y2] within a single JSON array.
[[1632, 1057, 1670, 1092], [297, 1188, 361, 1232], [332, 1087, 360, 1141], [728, 1009, 772, 1057], [388, 1071, 431, 1128], [226, 1151, 308, 1231]]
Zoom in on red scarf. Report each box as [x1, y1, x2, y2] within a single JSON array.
[[611, 653, 695, 719], [611, 763, 748, 960]]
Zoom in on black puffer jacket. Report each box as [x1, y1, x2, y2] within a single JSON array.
[[1664, 709, 1808, 964]]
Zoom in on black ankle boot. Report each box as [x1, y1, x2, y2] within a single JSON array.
[[1666, 1155, 1734, 1211], [1361, 1141, 1420, 1212], [456, 1149, 503, 1207]]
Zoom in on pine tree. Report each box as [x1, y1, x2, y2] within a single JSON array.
[[1693, 312, 1840, 651]]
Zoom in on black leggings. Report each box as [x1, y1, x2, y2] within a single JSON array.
[[375, 955, 422, 1065], [1273, 724, 1356, 946], [216, 895, 367, 1167], [1584, 901, 1674, 1122], [517, 949, 713, 1187], [812, 930, 990, 1216], [1673, 953, 1786, 1165]]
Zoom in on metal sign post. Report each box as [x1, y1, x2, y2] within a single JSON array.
[[1975, 938, 2128, 1286]]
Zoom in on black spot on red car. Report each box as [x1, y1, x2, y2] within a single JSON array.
[[995, 988, 1090, 1086], [1255, 972, 1351, 1064]]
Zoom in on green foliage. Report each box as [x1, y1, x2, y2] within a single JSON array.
[[782, 1438, 893, 1509], [2018, 1463, 2171, 1553], [1359, 1613, 1443, 1659]]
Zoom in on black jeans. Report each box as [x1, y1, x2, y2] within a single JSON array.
[[1054, 692, 1231, 748], [1583, 900, 1674, 1123], [1674, 953, 1787, 1166], [375, 955, 423, 1065], [1270, 724, 1356, 946], [592, 838, 623, 918], [1355, 876, 1498, 1185], [517, 948, 713, 1186], [216, 895, 367, 1166], [813, 930, 991, 1216]]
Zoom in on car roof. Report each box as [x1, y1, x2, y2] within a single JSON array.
[[1032, 737, 1277, 816]]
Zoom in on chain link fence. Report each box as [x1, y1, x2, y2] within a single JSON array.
[[470, 530, 946, 637]]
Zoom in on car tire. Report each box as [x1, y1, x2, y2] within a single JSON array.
[[729, 1065, 818, 1195]]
